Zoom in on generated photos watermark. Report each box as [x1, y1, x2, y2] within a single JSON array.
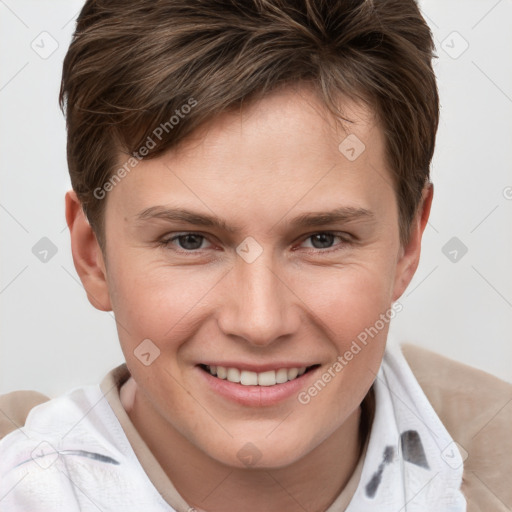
[[297, 301, 403, 405], [93, 97, 198, 200]]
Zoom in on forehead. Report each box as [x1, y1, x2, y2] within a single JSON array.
[[107, 86, 395, 225], [170, 86, 380, 176]]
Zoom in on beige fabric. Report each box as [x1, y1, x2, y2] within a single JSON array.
[[0, 389, 50, 439], [1, 344, 511, 511]]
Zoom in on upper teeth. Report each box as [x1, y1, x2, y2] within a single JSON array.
[[207, 365, 307, 386]]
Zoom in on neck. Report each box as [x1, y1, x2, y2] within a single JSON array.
[[127, 383, 372, 512]]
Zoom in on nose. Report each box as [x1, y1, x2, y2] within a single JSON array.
[[217, 250, 300, 347]]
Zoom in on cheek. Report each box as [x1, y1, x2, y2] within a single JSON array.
[[292, 259, 395, 390], [291, 265, 393, 427], [107, 256, 226, 347], [295, 257, 396, 336]]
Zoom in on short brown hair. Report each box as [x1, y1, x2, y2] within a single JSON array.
[[60, 0, 439, 248]]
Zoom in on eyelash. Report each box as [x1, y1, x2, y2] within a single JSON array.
[[157, 231, 353, 255]]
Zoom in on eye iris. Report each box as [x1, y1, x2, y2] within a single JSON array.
[[178, 234, 203, 250], [311, 233, 334, 249]]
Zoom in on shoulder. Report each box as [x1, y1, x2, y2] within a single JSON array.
[[0, 385, 122, 489], [0, 363, 129, 442], [402, 343, 512, 511], [0, 389, 50, 440], [0, 380, 169, 510]]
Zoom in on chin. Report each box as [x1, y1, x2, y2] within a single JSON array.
[[203, 433, 313, 470]]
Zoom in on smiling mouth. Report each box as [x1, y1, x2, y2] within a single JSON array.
[[199, 364, 319, 387]]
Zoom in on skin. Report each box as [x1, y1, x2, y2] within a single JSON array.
[[66, 85, 432, 512]]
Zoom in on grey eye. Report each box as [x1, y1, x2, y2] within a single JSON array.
[[307, 233, 336, 249], [175, 234, 205, 250]]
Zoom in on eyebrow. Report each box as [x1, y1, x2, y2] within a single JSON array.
[[135, 205, 374, 233]]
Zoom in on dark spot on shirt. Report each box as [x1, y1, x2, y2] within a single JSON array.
[[401, 430, 429, 469], [365, 445, 395, 498], [14, 449, 120, 469]]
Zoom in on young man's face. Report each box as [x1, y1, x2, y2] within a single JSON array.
[[70, 86, 428, 469]]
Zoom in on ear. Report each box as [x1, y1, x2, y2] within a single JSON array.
[[392, 183, 434, 301], [65, 190, 112, 311]]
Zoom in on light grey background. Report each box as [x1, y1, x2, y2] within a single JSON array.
[[1, 0, 511, 396]]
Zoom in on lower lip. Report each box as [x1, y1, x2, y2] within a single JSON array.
[[197, 366, 319, 407]]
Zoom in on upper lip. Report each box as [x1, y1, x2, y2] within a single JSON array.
[[198, 362, 317, 372]]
